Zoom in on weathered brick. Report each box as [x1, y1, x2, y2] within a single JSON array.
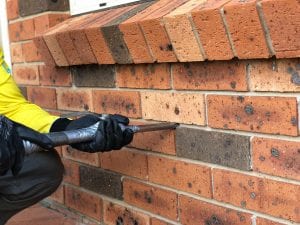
[[252, 137, 300, 181], [191, 0, 234, 60], [56, 89, 93, 111], [62, 146, 100, 167], [249, 58, 300, 92], [256, 218, 287, 225], [22, 41, 41, 62], [100, 148, 148, 180], [213, 169, 300, 221], [103, 201, 150, 225], [9, 19, 35, 42], [176, 127, 251, 170], [141, 92, 205, 125], [130, 121, 176, 155], [151, 218, 173, 225], [6, 0, 19, 20], [148, 155, 212, 197], [93, 90, 141, 118], [10, 43, 23, 63], [207, 95, 299, 136], [123, 179, 178, 220], [65, 186, 102, 220], [116, 63, 171, 89], [224, 0, 271, 58], [80, 165, 123, 200], [34, 13, 70, 36], [172, 61, 248, 91], [39, 65, 72, 86], [18, 0, 69, 17], [139, 0, 190, 63], [33, 36, 56, 66], [62, 159, 80, 185], [49, 184, 64, 204], [179, 195, 252, 225], [72, 64, 116, 88], [12, 64, 39, 85], [261, 0, 300, 58], [163, 0, 206, 62], [27, 86, 57, 110]]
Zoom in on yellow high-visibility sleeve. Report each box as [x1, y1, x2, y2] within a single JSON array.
[[0, 58, 58, 133]]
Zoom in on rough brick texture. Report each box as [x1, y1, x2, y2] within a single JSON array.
[[18, 0, 69, 16]]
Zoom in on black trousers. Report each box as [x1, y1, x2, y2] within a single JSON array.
[[0, 150, 64, 225]]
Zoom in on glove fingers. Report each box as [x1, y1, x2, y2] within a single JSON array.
[[10, 133, 25, 176], [123, 128, 134, 146], [66, 115, 100, 130], [110, 114, 129, 125]]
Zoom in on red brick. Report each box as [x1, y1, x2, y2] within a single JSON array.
[[27, 86, 57, 110], [179, 195, 252, 225], [57, 89, 93, 112], [163, 0, 206, 62], [261, 0, 300, 58], [39, 65, 72, 86], [9, 19, 35, 42], [191, 0, 234, 60], [100, 148, 148, 180], [223, 0, 270, 59], [62, 145, 100, 167], [207, 95, 299, 136], [256, 218, 287, 225], [151, 218, 172, 225], [123, 179, 178, 220], [48, 184, 64, 204], [103, 201, 150, 225], [12, 64, 39, 85], [141, 92, 205, 125], [148, 155, 212, 198], [139, 0, 190, 63], [62, 159, 80, 185], [6, 0, 19, 20], [92, 90, 142, 118], [35, 13, 69, 35], [33, 36, 56, 66], [116, 63, 171, 89], [173, 61, 248, 91], [22, 41, 41, 62], [130, 121, 176, 155], [10, 43, 23, 63], [252, 137, 300, 181], [213, 169, 300, 222], [65, 186, 102, 220], [249, 58, 300, 92]]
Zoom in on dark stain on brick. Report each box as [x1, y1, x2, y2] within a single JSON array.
[[240, 201, 247, 208], [291, 117, 298, 126], [230, 81, 237, 89], [244, 105, 254, 115], [237, 96, 244, 103], [159, 44, 173, 52], [174, 106, 180, 115], [144, 191, 152, 204], [187, 182, 192, 188], [172, 167, 177, 174], [205, 215, 223, 225], [116, 216, 124, 225], [271, 148, 280, 158], [259, 155, 266, 161], [250, 192, 256, 199], [287, 67, 300, 85]]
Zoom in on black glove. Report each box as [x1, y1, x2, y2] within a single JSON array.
[[0, 115, 54, 176], [50, 114, 134, 153]]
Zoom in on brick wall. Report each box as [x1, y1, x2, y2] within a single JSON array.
[[7, 0, 299, 225]]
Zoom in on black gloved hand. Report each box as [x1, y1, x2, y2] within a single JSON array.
[[0, 115, 54, 176], [51, 114, 134, 153]]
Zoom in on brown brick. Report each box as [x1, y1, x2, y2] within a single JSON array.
[[213, 169, 300, 221], [33, 36, 56, 66], [93, 90, 141, 118], [179, 195, 252, 225], [123, 179, 178, 220], [10, 43, 23, 63], [27, 86, 57, 110], [163, 0, 206, 62], [34, 13, 70, 36], [9, 19, 35, 42], [56, 89, 93, 112], [13, 64, 39, 85], [116, 63, 171, 89], [151, 218, 173, 225], [65, 186, 102, 220], [223, 0, 270, 59], [261, 0, 300, 58], [252, 137, 300, 181], [173, 61, 248, 91], [22, 41, 41, 62], [148, 155, 212, 198], [130, 121, 176, 155], [103, 201, 150, 225], [207, 95, 299, 136], [6, 0, 19, 20], [49, 184, 64, 204], [39, 65, 72, 86], [249, 58, 300, 92], [100, 148, 148, 180], [191, 0, 234, 60], [141, 92, 205, 125], [256, 218, 287, 225], [62, 146, 100, 167], [62, 159, 80, 185]]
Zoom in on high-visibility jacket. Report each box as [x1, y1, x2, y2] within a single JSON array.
[[0, 49, 58, 133]]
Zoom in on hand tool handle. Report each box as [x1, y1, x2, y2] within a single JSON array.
[[23, 122, 178, 155]]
